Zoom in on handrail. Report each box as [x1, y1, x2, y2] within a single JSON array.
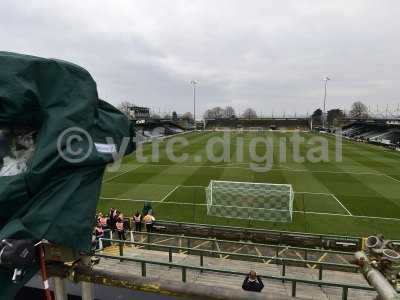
[[121, 230, 355, 256], [98, 238, 359, 275], [156, 220, 400, 243], [96, 252, 375, 300], [152, 219, 362, 240]]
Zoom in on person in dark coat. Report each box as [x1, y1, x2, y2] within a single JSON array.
[[242, 271, 264, 292]]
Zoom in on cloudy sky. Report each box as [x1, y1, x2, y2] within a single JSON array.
[[1, 1, 399, 118]]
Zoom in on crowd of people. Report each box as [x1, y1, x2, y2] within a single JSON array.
[[92, 202, 156, 243]]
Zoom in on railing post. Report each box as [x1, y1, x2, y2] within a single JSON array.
[[281, 259, 286, 283], [119, 241, 124, 262], [98, 238, 103, 251], [304, 249, 308, 261], [130, 231, 134, 248], [318, 263, 323, 281], [81, 281, 93, 300], [291, 281, 297, 298], [342, 286, 348, 300], [54, 277, 66, 300], [147, 233, 151, 250], [141, 262, 146, 277], [169, 247, 173, 263], [187, 238, 191, 254], [182, 267, 187, 282], [275, 246, 279, 258], [200, 253, 204, 272]]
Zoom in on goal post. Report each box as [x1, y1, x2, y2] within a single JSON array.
[[205, 180, 294, 222]]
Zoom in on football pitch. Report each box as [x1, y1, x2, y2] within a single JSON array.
[[98, 131, 400, 238]]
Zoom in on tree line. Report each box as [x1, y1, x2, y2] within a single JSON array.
[[312, 101, 369, 126], [117, 100, 370, 125], [203, 107, 258, 119]]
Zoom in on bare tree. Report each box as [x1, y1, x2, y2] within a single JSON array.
[[117, 101, 134, 117], [327, 109, 345, 126], [241, 108, 257, 119], [311, 108, 323, 125], [350, 101, 368, 119], [203, 109, 212, 119], [182, 112, 193, 120], [203, 107, 225, 119], [225, 106, 236, 118]]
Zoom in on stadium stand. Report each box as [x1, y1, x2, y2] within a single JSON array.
[[135, 119, 186, 142], [342, 119, 400, 149], [204, 118, 311, 131]]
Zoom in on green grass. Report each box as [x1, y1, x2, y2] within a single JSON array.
[[98, 131, 400, 238]]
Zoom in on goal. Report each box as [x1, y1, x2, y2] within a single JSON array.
[[206, 180, 294, 222]]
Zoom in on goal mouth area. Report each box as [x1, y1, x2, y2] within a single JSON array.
[[206, 180, 294, 223]]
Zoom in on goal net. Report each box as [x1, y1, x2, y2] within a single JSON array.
[[206, 180, 294, 222]]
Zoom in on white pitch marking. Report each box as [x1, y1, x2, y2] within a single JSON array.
[[330, 194, 353, 216], [160, 185, 181, 202], [99, 197, 400, 222], [100, 197, 204, 206], [142, 163, 383, 176], [294, 210, 400, 222], [294, 192, 332, 196], [103, 165, 143, 183], [383, 174, 400, 184]]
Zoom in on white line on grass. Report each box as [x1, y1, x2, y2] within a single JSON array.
[[100, 197, 204, 206], [143, 163, 383, 176], [294, 210, 400, 222], [103, 165, 143, 183], [100, 196, 400, 222], [294, 191, 353, 216], [383, 174, 400, 184], [160, 185, 181, 202], [294, 192, 332, 196], [329, 194, 353, 216]]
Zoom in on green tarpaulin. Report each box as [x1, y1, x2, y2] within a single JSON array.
[[0, 52, 135, 298]]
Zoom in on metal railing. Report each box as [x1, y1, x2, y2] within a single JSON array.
[[98, 237, 359, 281], [106, 230, 354, 257], [96, 250, 376, 300], [155, 220, 400, 244], [123, 230, 356, 256]]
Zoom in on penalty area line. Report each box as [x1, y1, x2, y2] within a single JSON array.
[[100, 197, 204, 206], [103, 165, 143, 183], [330, 194, 353, 216], [160, 185, 181, 202], [383, 174, 400, 184]]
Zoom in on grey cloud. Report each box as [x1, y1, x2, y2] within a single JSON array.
[[0, 0, 399, 117]]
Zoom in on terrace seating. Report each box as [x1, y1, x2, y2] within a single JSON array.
[[97, 231, 377, 300]]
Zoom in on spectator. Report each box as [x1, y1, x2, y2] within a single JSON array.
[[133, 211, 142, 232], [94, 222, 104, 239], [92, 223, 104, 250], [98, 213, 108, 229], [242, 271, 264, 292], [116, 217, 126, 240], [143, 213, 155, 232], [108, 208, 117, 231]]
